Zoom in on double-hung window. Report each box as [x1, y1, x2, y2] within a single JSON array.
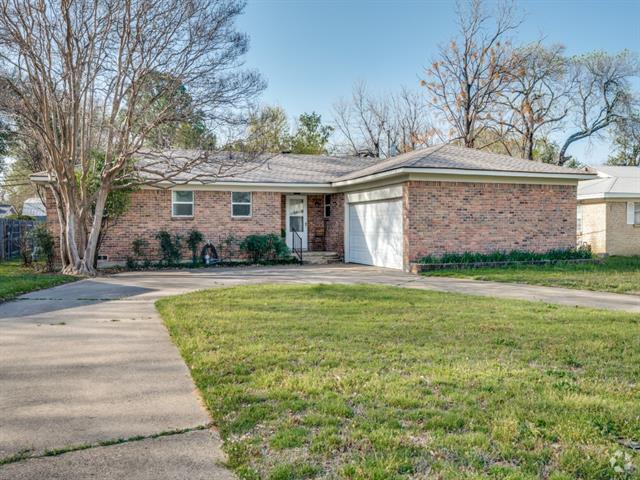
[[576, 205, 583, 233], [324, 194, 331, 218], [627, 202, 640, 225], [231, 192, 252, 217], [172, 191, 194, 217]]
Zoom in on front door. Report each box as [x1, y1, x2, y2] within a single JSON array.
[[285, 195, 308, 250]]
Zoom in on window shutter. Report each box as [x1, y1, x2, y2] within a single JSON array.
[[627, 202, 635, 225]]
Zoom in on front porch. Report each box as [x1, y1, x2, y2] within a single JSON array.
[[280, 193, 344, 258]]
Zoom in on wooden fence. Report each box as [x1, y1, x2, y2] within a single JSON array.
[[0, 219, 41, 261]]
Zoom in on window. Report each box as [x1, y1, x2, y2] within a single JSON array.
[[628, 202, 640, 225], [231, 192, 252, 217], [324, 194, 331, 218], [172, 191, 193, 217], [576, 205, 583, 233]]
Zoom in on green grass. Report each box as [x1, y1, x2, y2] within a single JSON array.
[[424, 256, 640, 295], [157, 284, 640, 480], [0, 260, 77, 302]]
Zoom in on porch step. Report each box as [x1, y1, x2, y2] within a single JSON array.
[[301, 251, 341, 265]]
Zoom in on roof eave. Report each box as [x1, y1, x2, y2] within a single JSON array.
[[578, 192, 640, 201], [332, 167, 597, 187]]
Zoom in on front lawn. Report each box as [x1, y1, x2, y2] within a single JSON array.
[[158, 284, 640, 480], [424, 256, 640, 295], [0, 260, 77, 302]]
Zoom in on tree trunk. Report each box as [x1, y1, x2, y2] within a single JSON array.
[[78, 186, 109, 276]]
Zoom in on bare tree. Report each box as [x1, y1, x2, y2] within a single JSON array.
[[0, 0, 264, 275], [494, 43, 572, 159], [332, 83, 432, 158], [421, 0, 520, 149], [558, 50, 639, 165]]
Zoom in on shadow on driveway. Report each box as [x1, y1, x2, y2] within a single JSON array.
[[0, 280, 153, 320]]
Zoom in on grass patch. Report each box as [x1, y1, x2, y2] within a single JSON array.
[[0, 260, 77, 303], [424, 256, 640, 295], [157, 284, 640, 479]]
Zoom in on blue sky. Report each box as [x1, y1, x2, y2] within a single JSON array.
[[238, 0, 640, 164]]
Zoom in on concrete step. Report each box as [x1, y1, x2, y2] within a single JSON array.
[[301, 251, 341, 265]]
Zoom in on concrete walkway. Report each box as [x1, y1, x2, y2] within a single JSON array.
[[1, 264, 638, 479]]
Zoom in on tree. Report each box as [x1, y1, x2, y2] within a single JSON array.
[[0, 0, 264, 275], [136, 72, 217, 149], [558, 50, 639, 165], [495, 43, 572, 159], [245, 105, 291, 153], [332, 83, 432, 158], [607, 114, 640, 166], [421, 0, 520, 148], [290, 112, 333, 155]]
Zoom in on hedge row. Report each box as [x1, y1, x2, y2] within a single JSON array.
[[418, 246, 594, 265]]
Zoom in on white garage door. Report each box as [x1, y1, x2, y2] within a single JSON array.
[[348, 199, 403, 269]]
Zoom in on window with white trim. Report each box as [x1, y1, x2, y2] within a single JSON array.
[[324, 194, 331, 218], [635, 202, 640, 225], [576, 205, 583, 233], [172, 191, 194, 217], [231, 192, 252, 217]]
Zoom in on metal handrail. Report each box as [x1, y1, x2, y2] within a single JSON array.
[[291, 227, 303, 264]]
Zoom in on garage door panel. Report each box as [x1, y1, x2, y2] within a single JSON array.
[[348, 199, 403, 269]]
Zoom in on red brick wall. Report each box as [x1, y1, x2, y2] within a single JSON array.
[[324, 193, 345, 257], [43, 189, 283, 263], [404, 181, 577, 264]]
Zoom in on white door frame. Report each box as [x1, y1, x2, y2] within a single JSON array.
[[344, 185, 404, 269], [285, 194, 308, 250]]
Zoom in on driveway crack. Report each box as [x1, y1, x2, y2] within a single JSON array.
[[0, 423, 213, 467]]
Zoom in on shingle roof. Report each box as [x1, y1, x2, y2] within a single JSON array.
[[335, 144, 590, 182], [135, 150, 378, 184], [578, 166, 640, 199], [135, 144, 590, 185]]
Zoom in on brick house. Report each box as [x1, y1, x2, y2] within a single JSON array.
[[577, 166, 640, 256], [34, 144, 594, 271]]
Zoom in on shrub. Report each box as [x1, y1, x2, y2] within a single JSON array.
[[125, 238, 150, 270], [217, 234, 237, 260], [419, 246, 594, 265], [132, 238, 149, 259], [240, 234, 290, 263], [125, 256, 137, 270], [186, 230, 204, 264], [28, 223, 55, 272], [155, 230, 182, 265]]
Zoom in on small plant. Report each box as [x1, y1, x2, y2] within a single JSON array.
[[240, 233, 290, 263], [125, 256, 137, 270], [132, 238, 149, 259], [19, 230, 33, 267], [609, 450, 635, 478], [28, 223, 55, 272], [155, 230, 182, 266], [186, 230, 204, 264], [217, 234, 237, 260], [126, 238, 150, 269]]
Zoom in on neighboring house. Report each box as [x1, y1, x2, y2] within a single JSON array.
[[0, 204, 17, 217], [577, 166, 640, 256], [22, 197, 47, 220], [32, 144, 594, 270]]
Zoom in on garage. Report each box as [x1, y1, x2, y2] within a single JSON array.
[[346, 187, 404, 269]]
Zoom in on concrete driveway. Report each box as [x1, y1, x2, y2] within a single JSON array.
[[1, 264, 638, 479]]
